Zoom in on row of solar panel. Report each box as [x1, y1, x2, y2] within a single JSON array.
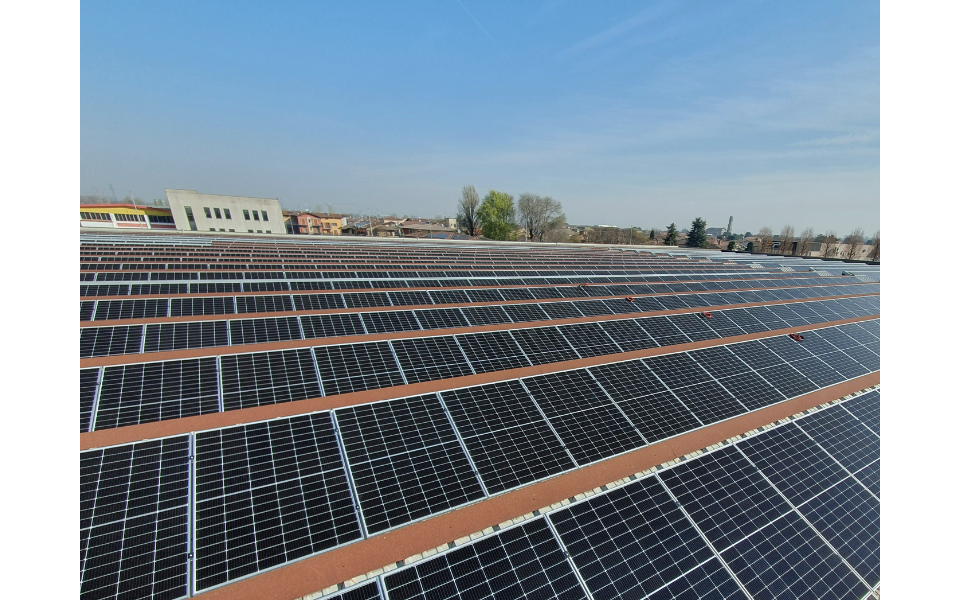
[[80, 266, 797, 282], [75, 270, 839, 294], [79, 302, 880, 435], [78, 287, 879, 361], [79, 388, 879, 600], [78, 293, 878, 435], [79, 277, 868, 320]]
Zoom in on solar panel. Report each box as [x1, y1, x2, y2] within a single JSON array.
[[460, 305, 513, 326], [390, 337, 474, 383], [193, 414, 362, 590], [383, 518, 587, 600], [670, 380, 748, 425], [510, 327, 581, 365], [643, 353, 713, 389], [548, 476, 714, 600], [644, 558, 748, 600], [501, 302, 551, 323], [737, 423, 847, 505], [598, 319, 659, 351], [194, 282, 242, 294], [753, 362, 819, 398], [360, 310, 422, 334], [522, 370, 646, 464], [794, 405, 879, 473], [660, 446, 791, 551], [720, 511, 869, 600], [413, 308, 469, 330], [796, 477, 880, 587], [169, 296, 235, 316], [93, 298, 169, 321], [499, 288, 535, 301], [387, 291, 435, 306], [229, 316, 303, 345], [80, 437, 190, 600], [95, 358, 220, 429], [80, 325, 144, 358], [840, 390, 879, 434], [841, 345, 880, 372], [344, 292, 392, 308], [144, 321, 230, 353], [573, 299, 615, 316], [557, 322, 621, 357], [454, 331, 531, 374], [539, 301, 585, 320], [322, 582, 382, 600], [314, 342, 405, 395], [335, 394, 485, 533], [428, 289, 470, 304], [219, 348, 321, 410], [80, 368, 100, 433], [300, 313, 366, 338], [636, 317, 691, 346], [464, 289, 505, 303], [853, 460, 880, 498], [291, 293, 344, 311]]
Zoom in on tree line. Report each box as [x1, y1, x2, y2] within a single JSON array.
[[745, 225, 879, 261], [456, 186, 567, 242]]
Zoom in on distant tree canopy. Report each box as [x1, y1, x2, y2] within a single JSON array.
[[517, 193, 565, 242], [477, 190, 517, 241], [456, 185, 480, 236], [686, 217, 709, 248], [664, 223, 678, 246]]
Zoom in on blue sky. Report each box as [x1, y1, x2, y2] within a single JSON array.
[[81, 0, 879, 234]]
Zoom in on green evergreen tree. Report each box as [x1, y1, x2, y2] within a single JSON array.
[[477, 190, 517, 241], [686, 217, 709, 248], [664, 223, 678, 246]]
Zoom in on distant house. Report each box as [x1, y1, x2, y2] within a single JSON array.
[[284, 211, 346, 235], [400, 223, 457, 236]]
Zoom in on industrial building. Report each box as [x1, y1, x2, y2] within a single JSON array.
[[79, 231, 879, 600], [164, 189, 285, 234]]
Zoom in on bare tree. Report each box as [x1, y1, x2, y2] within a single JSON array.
[[821, 230, 839, 258], [756, 226, 774, 253], [778, 225, 795, 255], [456, 185, 480, 236], [845, 228, 865, 259], [796, 227, 815, 256], [517, 193, 566, 242], [868, 231, 880, 261]]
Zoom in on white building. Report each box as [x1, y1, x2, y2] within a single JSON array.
[[165, 189, 286, 234]]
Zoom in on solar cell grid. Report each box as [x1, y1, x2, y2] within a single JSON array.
[[313, 342, 405, 395], [720, 511, 868, 600], [556, 322, 621, 357], [596, 319, 659, 351], [412, 307, 469, 330], [80, 325, 144, 358], [343, 292, 391, 308], [80, 368, 100, 433], [540, 301, 584, 320], [80, 437, 190, 600], [219, 348, 321, 411], [642, 352, 713, 389], [660, 446, 792, 552], [501, 302, 551, 323], [841, 344, 880, 372], [300, 313, 366, 338], [549, 476, 714, 600], [388, 291, 435, 306], [389, 336, 474, 383], [644, 558, 748, 600], [229, 316, 303, 345], [460, 305, 513, 326], [169, 296, 235, 316], [670, 380, 748, 425], [93, 298, 169, 321], [797, 477, 880, 587], [360, 310, 422, 333], [509, 327, 581, 365], [383, 518, 587, 600], [636, 317, 691, 345], [840, 390, 879, 435], [754, 362, 819, 398], [336, 394, 485, 533], [291, 293, 344, 311], [795, 405, 879, 474], [193, 414, 361, 590], [95, 358, 220, 430], [427, 289, 470, 305], [464, 289, 505, 303], [737, 424, 848, 505]]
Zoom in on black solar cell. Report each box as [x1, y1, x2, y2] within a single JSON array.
[[193, 414, 361, 590], [549, 476, 714, 600], [344, 292, 392, 308], [841, 390, 879, 435], [737, 423, 847, 505], [143, 320, 230, 353], [388, 291, 435, 306], [314, 342, 405, 395], [797, 477, 880, 587], [80, 437, 190, 600], [229, 316, 302, 345], [795, 405, 879, 473], [80, 325, 144, 358], [413, 307, 469, 330], [170, 296, 235, 316], [660, 446, 791, 551], [428, 289, 470, 305], [96, 358, 220, 429], [720, 511, 869, 600], [539, 301, 585, 320], [460, 305, 513, 326], [643, 353, 713, 389], [291, 293, 344, 311], [360, 310, 422, 333], [754, 363, 819, 398], [383, 518, 587, 600], [219, 348, 321, 410], [93, 298, 169, 321], [842, 345, 880, 372], [509, 327, 581, 365], [598, 319, 659, 351], [390, 337, 474, 383], [464, 289, 505, 303], [557, 322, 621, 357], [644, 558, 748, 600], [336, 394, 485, 533], [670, 380, 748, 425], [455, 331, 531, 373], [636, 317, 691, 346], [502, 302, 551, 323], [300, 313, 366, 338]]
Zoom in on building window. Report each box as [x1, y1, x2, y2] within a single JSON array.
[[229, 229, 235, 232], [203, 207, 212, 218], [80, 212, 111, 221], [253, 211, 260, 221], [114, 213, 145, 222], [220, 228, 225, 232], [257, 229, 262, 233], [148, 215, 174, 224], [248, 229, 253, 233], [210, 228, 216, 231], [243, 209, 250, 220], [224, 208, 232, 219], [261, 211, 269, 221], [184, 206, 198, 231], [266, 230, 271, 233], [214, 208, 222, 219]]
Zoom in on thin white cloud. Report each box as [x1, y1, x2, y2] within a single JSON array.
[[560, 2, 680, 57], [793, 131, 880, 147]]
